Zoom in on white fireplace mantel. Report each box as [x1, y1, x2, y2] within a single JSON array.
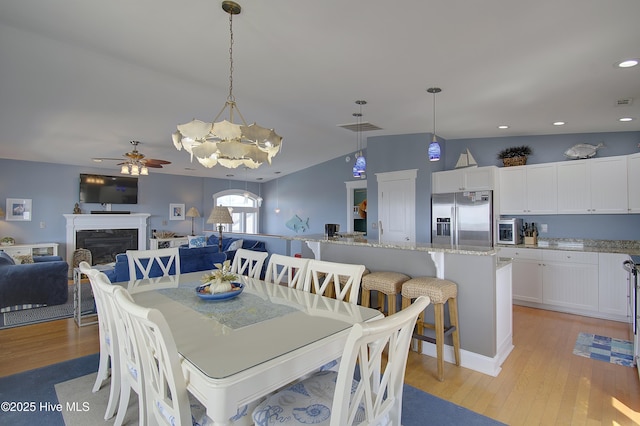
[[64, 213, 150, 264]]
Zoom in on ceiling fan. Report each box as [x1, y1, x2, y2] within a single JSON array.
[[92, 141, 171, 175]]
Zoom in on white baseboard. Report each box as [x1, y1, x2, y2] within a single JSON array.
[[418, 335, 513, 377]]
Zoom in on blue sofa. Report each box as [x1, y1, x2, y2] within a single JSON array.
[[0, 251, 69, 312], [104, 246, 228, 282], [103, 235, 268, 282]]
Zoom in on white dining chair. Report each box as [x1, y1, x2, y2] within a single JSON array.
[[126, 247, 180, 280], [79, 262, 120, 421], [101, 275, 147, 426], [231, 248, 268, 279], [264, 254, 309, 289], [252, 295, 431, 426], [113, 287, 253, 425], [303, 259, 366, 304]]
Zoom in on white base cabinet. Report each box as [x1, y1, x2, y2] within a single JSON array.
[[504, 248, 543, 303], [598, 253, 631, 318], [500, 247, 627, 322], [541, 250, 598, 311]]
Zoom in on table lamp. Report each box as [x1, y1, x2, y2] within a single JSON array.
[[185, 207, 201, 236], [207, 205, 233, 251]]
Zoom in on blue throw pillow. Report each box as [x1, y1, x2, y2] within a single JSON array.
[[0, 251, 15, 266], [188, 235, 206, 248]]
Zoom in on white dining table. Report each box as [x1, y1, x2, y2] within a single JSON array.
[[117, 271, 382, 426]]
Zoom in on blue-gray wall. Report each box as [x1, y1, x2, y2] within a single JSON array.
[[1, 130, 639, 262]]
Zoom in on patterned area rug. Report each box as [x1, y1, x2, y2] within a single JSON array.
[[573, 332, 635, 367], [0, 284, 94, 329]]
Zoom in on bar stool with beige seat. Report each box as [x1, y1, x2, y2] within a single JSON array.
[[401, 276, 460, 381], [360, 271, 411, 316]]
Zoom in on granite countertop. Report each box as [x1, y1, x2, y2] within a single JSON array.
[[497, 238, 640, 256], [288, 234, 498, 256]]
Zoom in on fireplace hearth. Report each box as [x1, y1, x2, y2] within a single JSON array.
[[76, 229, 138, 264]]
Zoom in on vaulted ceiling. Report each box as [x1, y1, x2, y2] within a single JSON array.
[[1, 0, 639, 181]]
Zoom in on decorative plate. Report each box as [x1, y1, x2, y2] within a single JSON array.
[[195, 282, 244, 301]]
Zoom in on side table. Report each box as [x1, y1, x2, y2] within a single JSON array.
[[73, 264, 113, 327]]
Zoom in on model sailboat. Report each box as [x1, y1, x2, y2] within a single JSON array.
[[455, 148, 478, 169]]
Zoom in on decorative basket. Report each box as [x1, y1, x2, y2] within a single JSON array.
[[502, 156, 527, 167]]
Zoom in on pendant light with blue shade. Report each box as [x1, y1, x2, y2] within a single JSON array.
[[427, 87, 442, 161], [353, 100, 367, 178]]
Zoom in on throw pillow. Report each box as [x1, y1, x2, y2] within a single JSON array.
[[188, 235, 206, 248], [226, 239, 243, 252], [0, 251, 15, 266], [15, 254, 34, 264]]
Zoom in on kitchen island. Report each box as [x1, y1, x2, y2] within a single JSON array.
[[291, 235, 512, 377]]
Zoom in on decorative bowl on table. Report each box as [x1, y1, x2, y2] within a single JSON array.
[[196, 282, 244, 301]]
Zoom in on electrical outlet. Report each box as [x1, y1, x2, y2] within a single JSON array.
[[40, 221, 46, 229], [162, 220, 168, 226], [371, 222, 377, 229], [540, 224, 548, 233]]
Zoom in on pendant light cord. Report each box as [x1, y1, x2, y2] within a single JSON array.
[[228, 11, 235, 102]]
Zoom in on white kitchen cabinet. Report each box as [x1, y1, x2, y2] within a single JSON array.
[[557, 156, 628, 214], [499, 164, 557, 215], [598, 253, 631, 319], [499, 247, 543, 303], [432, 166, 496, 193], [500, 246, 630, 321], [627, 153, 640, 213], [541, 250, 599, 312]]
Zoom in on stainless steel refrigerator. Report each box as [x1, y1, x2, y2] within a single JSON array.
[[431, 190, 493, 247]]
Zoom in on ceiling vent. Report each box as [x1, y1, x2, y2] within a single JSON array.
[[615, 98, 633, 106], [337, 122, 383, 132]]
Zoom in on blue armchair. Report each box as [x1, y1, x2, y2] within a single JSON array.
[[0, 251, 69, 312]]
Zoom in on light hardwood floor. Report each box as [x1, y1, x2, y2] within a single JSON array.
[[1, 305, 639, 425]]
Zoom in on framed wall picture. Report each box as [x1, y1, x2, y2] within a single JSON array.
[[6, 198, 32, 221], [169, 203, 185, 220]]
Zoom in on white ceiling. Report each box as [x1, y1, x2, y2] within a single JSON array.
[[1, 0, 639, 182]]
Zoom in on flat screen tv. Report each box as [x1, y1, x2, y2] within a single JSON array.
[[79, 173, 138, 204]]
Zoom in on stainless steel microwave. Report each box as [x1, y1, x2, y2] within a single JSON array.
[[497, 218, 523, 245]]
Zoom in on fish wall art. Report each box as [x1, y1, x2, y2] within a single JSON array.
[[285, 215, 309, 233]]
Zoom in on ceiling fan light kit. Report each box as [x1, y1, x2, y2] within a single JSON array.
[[116, 140, 170, 176], [172, 1, 282, 170]]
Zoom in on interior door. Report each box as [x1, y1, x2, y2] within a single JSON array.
[[377, 170, 417, 243]]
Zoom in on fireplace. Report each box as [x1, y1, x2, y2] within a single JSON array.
[[64, 213, 150, 268], [76, 229, 138, 265]]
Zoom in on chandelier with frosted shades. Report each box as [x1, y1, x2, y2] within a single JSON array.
[[172, 1, 282, 169]]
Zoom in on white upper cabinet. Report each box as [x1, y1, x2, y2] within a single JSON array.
[[499, 164, 557, 215], [627, 153, 640, 213], [557, 156, 628, 214], [432, 166, 496, 193]]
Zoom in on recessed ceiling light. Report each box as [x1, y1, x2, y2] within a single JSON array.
[[615, 59, 639, 68], [553, 121, 566, 126], [497, 125, 509, 129], [619, 117, 634, 122], [91, 158, 103, 163]]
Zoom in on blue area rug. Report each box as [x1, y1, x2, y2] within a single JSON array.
[[573, 332, 635, 367], [0, 284, 94, 329], [0, 353, 504, 425]]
